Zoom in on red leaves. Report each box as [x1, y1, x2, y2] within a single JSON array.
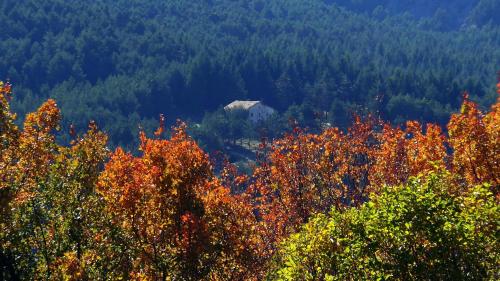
[[99, 125, 212, 277]]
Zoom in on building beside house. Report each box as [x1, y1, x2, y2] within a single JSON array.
[[224, 100, 276, 123]]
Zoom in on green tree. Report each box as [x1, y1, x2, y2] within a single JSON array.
[[269, 172, 499, 280]]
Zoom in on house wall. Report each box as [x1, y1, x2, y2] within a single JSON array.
[[248, 103, 275, 123]]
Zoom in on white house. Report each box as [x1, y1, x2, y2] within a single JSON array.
[[224, 100, 276, 123]]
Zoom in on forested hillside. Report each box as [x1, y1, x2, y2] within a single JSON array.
[[327, 0, 500, 30], [1, 0, 499, 148]]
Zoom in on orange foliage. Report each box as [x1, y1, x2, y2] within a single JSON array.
[[0, 81, 17, 213], [369, 121, 447, 189], [1, 78, 498, 279], [249, 92, 497, 251], [98, 123, 212, 279], [1, 83, 110, 280], [0, 97, 61, 212], [16, 99, 61, 201], [98, 122, 262, 280], [448, 93, 499, 187], [248, 117, 381, 252]]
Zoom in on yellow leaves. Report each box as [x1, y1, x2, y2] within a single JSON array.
[[23, 99, 61, 134], [0, 98, 64, 211], [0, 86, 113, 280], [51, 251, 99, 281], [0, 80, 12, 101]]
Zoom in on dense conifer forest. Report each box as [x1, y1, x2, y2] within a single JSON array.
[[1, 0, 499, 149]]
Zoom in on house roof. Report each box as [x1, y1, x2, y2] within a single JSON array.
[[224, 100, 261, 110]]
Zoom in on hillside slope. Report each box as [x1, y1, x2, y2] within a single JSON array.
[[0, 0, 499, 147]]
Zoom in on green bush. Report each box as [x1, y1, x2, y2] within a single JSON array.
[[268, 173, 499, 280]]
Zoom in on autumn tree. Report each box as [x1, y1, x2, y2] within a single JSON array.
[[448, 92, 500, 189], [369, 121, 447, 190], [247, 117, 380, 256], [97, 122, 262, 280], [44, 123, 109, 280], [0, 80, 18, 280], [0, 96, 62, 279], [0, 82, 109, 280]]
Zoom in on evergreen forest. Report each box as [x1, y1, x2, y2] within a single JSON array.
[[1, 0, 499, 149]]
